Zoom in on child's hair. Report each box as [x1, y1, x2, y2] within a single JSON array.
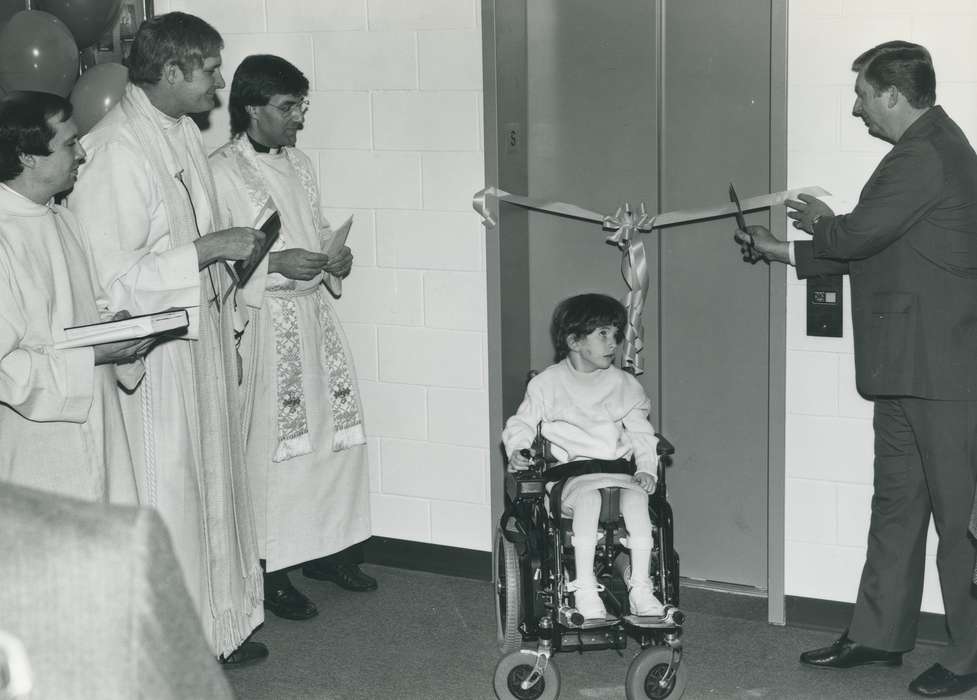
[[550, 293, 627, 362]]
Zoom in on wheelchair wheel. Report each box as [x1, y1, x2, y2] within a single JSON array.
[[495, 529, 523, 653], [625, 646, 688, 699], [493, 651, 560, 700]]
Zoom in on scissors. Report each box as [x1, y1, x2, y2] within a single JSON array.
[[729, 182, 762, 263]]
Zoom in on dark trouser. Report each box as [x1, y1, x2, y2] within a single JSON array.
[[849, 397, 977, 674]]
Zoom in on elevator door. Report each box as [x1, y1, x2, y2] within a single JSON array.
[[488, 0, 783, 591], [656, 1, 774, 587], [483, 0, 785, 589]]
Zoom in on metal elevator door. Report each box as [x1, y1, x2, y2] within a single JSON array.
[[656, 1, 774, 588]]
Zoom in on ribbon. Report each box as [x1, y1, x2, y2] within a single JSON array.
[[473, 185, 829, 231], [602, 202, 652, 374], [474, 185, 829, 375], [473, 187, 610, 228]]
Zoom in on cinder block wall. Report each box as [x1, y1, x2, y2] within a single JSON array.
[[152, 0, 977, 606], [786, 0, 977, 613], [156, 0, 492, 551]]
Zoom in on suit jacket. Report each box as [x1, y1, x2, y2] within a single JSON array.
[[795, 106, 977, 400], [0, 482, 234, 700]]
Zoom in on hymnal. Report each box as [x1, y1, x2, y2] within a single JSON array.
[[56, 309, 189, 350], [322, 216, 353, 297]]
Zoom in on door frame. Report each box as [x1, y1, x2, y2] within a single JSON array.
[[767, 0, 789, 627], [481, 0, 789, 625]]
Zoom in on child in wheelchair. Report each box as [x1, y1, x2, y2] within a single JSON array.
[[503, 293, 664, 621]]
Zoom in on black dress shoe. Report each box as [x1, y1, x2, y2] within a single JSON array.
[[219, 641, 269, 669], [909, 664, 977, 697], [263, 573, 318, 620], [799, 633, 902, 669], [303, 561, 378, 592]]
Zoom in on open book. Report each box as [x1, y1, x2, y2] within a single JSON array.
[[55, 309, 189, 350], [322, 216, 353, 297]]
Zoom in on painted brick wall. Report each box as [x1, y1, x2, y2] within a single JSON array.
[[786, 0, 977, 613], [154, 0, 491, 551]]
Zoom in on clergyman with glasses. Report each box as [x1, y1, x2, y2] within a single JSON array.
[[210, 54, 374, 624]]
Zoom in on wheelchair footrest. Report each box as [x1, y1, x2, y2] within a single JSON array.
[[623, 613, 682, 630], [573, 615, 620, 630]]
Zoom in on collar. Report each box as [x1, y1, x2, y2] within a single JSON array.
[[562, 357, 611, 379], [0, 183, 56, 217], [247, 132, 281, 155], [134, 85, 186, 131], [898, 105, 942, 142]]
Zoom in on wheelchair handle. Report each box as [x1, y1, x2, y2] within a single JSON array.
[[519, 448, 549, 472]]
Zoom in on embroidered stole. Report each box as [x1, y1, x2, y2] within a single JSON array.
[[225, 136, 365, 458]]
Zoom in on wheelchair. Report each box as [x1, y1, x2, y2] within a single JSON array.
[[493, 424, 686, 700]]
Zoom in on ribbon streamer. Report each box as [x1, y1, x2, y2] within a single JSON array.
[[473, 185, 829, 231], [474, 185, 830, 375], [602, 203, 652, 374]]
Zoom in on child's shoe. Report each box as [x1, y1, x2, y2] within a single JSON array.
[[628, 579, 665, 617], [568, 579, 607, 619]]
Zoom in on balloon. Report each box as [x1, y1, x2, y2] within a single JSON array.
[[0, 0, 24, 26], [0, 11, 79, 97], [35, 0, 122, 51], [70, 62, 126, 134]]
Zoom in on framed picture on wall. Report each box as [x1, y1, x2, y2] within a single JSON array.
[[86, 0, 154, 67]]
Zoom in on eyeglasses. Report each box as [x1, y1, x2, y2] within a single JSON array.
[[268, 98, 310, 117]]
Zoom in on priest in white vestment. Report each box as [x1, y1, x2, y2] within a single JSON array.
[[210, 55, 372, 621], [0, 91, 151, 504], [68, 13, 268, 664]]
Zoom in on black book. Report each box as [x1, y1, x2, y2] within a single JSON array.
[[234, 210, 281, 286]]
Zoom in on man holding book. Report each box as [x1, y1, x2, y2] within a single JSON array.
[[68, 13, 268, 665], [210, 55, 373, 622], [0, 91, 153, 502]]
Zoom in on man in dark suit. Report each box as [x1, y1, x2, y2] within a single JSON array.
[[736, 40, 977, 698]]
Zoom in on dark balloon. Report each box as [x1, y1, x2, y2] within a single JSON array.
[[35, 0, 121, 50], [0, 0, 25, 26], [70, 62, 126, 134], [0, 11, 79, 97]]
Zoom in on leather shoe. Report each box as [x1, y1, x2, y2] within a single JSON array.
[[909, 664, 977, 697], [303, 561, 378, 592], [263, 574, 318, 620], [219, 641, 268, 669], [799, 633, 902, 669]]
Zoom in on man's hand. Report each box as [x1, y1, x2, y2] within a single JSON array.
[[323, 245, 353, 279], [786, 193, 834, 234], [194, 227, 265, 269], [91, 310, 158, 366], [508, 449, 534, 472], [633, 472, 657, 493], [734, 225, 792, 265], [269, 248, 331, 281]]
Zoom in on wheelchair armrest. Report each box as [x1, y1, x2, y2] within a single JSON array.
[[655, 433, 675, 457]]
